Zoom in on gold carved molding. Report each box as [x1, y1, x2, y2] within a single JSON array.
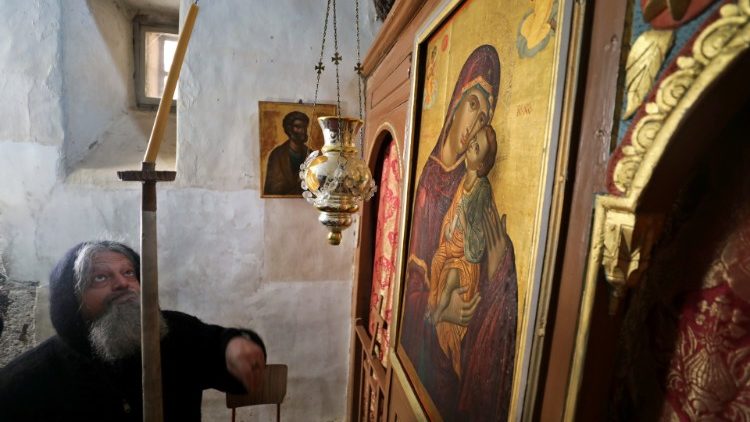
[[622, 29, 675, 120], [613, 0, 750, 195], [604, 0, 750, 305], [600, 209, 663, 314], [565, 1, 750, 420]]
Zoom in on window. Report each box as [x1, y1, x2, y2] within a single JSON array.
[[134, 16, 178, 110]]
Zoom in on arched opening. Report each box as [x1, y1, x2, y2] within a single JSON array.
[[612, 95, 750, 421], [348, 129, 402, 422], [575, 47, 750, 420]]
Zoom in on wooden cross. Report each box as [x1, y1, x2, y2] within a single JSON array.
[[117, 162, 175, 421]]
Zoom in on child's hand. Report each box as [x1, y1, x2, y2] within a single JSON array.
[[483, 207, 509, 278]]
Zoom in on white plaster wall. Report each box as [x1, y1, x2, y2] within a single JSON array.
[[176, 0, 371, 191], [0, 0, 380, 420], [0, 0, 65, 280], [62, 0, 132, 169], [0, 1, 64, 148], [62, 0, 177, 178]]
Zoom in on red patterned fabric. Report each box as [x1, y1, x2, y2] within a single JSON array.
[[660, 211, 750, 421], [368, 140, 401, 364], [612, 89, 750, 422]]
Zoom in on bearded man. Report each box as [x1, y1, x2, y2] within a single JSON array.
[[263, 111, 311, 195], [0, 240, 266, 421]]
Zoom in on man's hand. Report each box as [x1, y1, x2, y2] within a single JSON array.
[[225, 336, 266, 393]]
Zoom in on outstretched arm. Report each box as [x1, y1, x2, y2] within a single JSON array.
[[159, 311, 267, 394]]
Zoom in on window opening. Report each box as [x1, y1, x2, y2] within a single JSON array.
[[134, 16, 178, 110]]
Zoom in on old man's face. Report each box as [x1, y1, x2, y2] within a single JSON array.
[[80, 251, 140, 321]]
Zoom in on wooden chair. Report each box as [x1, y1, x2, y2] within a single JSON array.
[[226, 364, 288, 422]]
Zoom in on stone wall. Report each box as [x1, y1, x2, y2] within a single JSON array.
[[0, 249, 39, 366], [0, 279, 38, 367]]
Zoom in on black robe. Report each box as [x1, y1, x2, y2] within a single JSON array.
[[0, 310, 265, 422]]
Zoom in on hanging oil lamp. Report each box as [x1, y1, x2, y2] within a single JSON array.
[[300, 0, 376, 245]]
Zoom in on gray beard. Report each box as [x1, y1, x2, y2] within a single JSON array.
[[88, 293, 169, 362]]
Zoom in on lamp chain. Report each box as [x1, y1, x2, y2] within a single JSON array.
[[313, 0, 333, 116], [354, 0, 364, 153], [312, 0, 365, 147], [330, 0, 343, 145], [332, 0, 341, 121], [355, 0, 363, 121]]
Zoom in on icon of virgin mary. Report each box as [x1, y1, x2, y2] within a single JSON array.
[[401, 44, 518, 421]]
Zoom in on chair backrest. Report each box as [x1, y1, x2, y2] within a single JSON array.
[[226, 364, 288, 408]]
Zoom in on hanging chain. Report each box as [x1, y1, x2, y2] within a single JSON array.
[[354, 0, 365, 154], [313, 0, 333, 116], [355, 0, 363, 121], [332, 0, 342, 121], [330, 0, 344, 146], [313, 0, 364, 146]]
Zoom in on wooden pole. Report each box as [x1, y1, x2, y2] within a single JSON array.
[[144, 2, 199, 163], [140, 167, 163, 421], [118, 164, 176, 422], [120, 3, 199, 421]]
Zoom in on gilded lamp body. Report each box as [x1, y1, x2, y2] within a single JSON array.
[[300, 116, 376, 245]]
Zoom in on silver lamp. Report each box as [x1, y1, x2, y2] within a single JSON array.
[[300, 0, 376, 245]]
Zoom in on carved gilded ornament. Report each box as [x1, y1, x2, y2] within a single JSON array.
[[604, 0, 750, 311], [600, 210, 663, 314], [566, 1, 750, 419], [615, 1, 750, 194], [622, 29, 675, 120]]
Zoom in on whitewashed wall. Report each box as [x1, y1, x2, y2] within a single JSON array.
[[0, 0, 380, 420]]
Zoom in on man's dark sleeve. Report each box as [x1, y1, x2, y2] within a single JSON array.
[[161, 310, 266, 394]]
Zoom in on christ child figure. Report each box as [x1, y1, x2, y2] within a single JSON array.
[[427, 125, 498, 377]]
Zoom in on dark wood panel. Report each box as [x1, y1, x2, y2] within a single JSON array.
[[387, 369, 419, 422], [538, 0, 628, 419]]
